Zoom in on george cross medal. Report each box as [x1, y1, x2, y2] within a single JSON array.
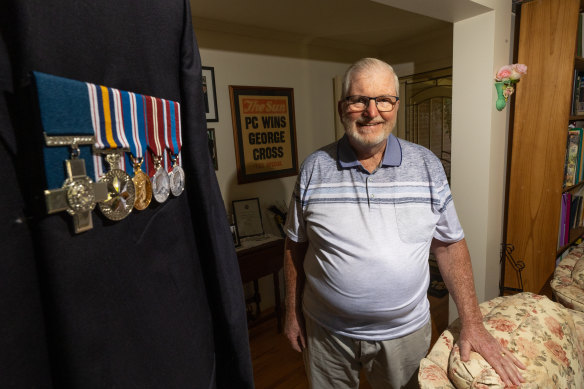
[[44, 134, 108, 233]]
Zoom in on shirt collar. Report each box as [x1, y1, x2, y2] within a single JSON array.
[[337, 133, 402, 169]]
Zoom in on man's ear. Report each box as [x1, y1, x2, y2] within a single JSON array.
[[337, 100, 344, 119]]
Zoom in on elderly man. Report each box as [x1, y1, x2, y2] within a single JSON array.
[[283, 58, 525, 388]]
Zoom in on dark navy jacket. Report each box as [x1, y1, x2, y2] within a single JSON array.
[[0, 1, 253, 387]]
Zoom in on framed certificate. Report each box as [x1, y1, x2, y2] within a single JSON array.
[[232, 198, 264, 238]]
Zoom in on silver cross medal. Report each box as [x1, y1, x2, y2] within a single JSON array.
[[44, 134, 108, 233]]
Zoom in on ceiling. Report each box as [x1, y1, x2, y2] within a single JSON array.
[[189, 0, 458, 52], [189, 0, 495, 51]]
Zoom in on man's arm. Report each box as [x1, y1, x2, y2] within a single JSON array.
[[283, 237, 309, 352], [431, 238, 526, 386]]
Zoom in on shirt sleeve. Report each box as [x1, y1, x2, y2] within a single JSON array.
[[284, 173, 307, 243], [433, 198, 465, 242]]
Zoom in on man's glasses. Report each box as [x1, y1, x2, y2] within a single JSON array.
[[344, 95, 399, 112]]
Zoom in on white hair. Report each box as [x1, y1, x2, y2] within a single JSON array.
[[341, 58, 399, 99]]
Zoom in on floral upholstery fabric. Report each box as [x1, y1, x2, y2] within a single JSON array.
[[551, 242, 584, 312], [419, 292, 584, 388]]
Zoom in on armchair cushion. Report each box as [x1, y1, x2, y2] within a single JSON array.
[[573, 258, 584, 289], [551, 242, 584, 312], [419, 292, 584, 388]]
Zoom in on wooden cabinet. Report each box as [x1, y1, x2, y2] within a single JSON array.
[[236, 236, 284, 332], [503, 0, 582, 293]]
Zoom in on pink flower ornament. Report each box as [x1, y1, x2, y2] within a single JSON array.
[[495, 63, 527, 83], [495, 65, 513, 82], [495, 63, 527, 110], [513, 63, 528, 74]]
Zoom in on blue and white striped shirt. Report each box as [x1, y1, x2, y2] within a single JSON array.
[[285, 134, 464, 340]]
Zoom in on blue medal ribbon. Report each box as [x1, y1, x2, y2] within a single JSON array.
[[120, 90, 147, 160], [33, 71, 96, 189]]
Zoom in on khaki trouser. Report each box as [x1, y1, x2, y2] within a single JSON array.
[[303, 315, 432, 389]]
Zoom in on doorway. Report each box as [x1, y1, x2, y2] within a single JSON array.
[[401, 68, 453, 181]]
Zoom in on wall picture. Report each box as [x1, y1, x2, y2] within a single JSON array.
[[207, 128, 218, 170], [232, 197, 264, 239], [202, 66, 218, 122], [229, 85, 298, 184]]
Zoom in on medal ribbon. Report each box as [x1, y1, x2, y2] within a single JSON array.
[[88, 85, 131, 149], [120, 91, 147, 160], [87, 83, 131, 176], [34, 71, 96, 189], [35, 71, 181, 186], [145, 96, 168, 175], [164, 100, 182, 168]]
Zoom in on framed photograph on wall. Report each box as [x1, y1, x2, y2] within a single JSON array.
[[232, 197, 264, 239], [230, 224, 240, 247], [207, 128, 218, 170], [202, 66, 218, 122], [229, 85, 298, 184]]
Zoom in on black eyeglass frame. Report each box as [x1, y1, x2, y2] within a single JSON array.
[[344, 95, 400, 112]]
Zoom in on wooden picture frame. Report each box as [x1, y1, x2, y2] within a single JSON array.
[[232, 197, 264, 239], [229, 86, 298, 184], [207, 128, 218, 170], [202, 66, 218, 122]]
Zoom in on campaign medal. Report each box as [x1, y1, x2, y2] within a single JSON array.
[[131, 157, 152, 210], [98, 151, 135, 220], [43, 134, 108, 233], [87, 84, 135, 220], [169, 159, 185, 197], [151, 155, 170, 203], [119, 91, 152, 210], [145, 96, 170, 203], [164, 99, 185, 197]]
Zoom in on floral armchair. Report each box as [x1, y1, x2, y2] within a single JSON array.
[[419, 292, 584, 388], [551, 242, 584, 312]]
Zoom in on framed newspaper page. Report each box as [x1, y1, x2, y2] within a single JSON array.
[[229, 86, 298, 184]]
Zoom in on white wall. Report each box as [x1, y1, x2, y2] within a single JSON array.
[[199, 48, 350, 306], [450, 1, 512, 320], [200, 48, 350, 227]]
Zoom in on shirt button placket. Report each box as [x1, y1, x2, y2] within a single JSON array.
[[367, 176, 375, 208]]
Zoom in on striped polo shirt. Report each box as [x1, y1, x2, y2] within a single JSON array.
[[285, 134, 464, 340]]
